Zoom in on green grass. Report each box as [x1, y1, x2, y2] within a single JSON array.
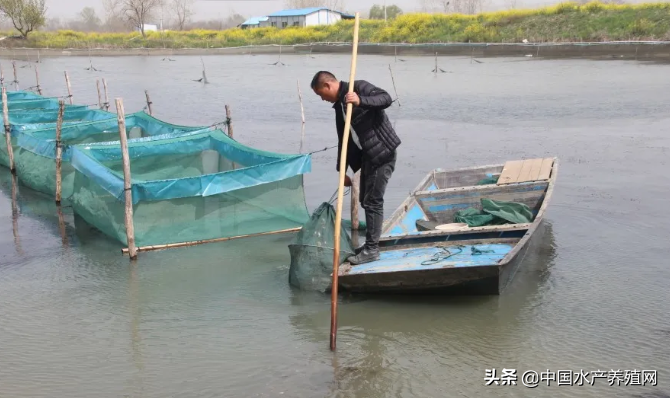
[[3, 1, 670, 49]]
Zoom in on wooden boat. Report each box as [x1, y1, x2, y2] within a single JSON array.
[[338, 157, 558, 295]]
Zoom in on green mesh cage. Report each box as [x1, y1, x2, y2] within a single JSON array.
[[2, 97, 87, 112], [13, 111, 210, 201], [69, 129, 311, 247]]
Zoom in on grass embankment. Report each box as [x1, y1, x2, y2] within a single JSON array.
[[2, 1, 670, 49]]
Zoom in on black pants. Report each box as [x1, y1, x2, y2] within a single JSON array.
[[359, 151, 396, 251]]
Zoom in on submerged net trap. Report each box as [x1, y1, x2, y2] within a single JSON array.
[[14, 111, 209, 200], [288, 201, 356, 293], [69, 129, 312, 248]]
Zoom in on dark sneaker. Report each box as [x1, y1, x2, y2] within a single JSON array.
[[347, 247, 380, 265], [354, 245, 365, 255]]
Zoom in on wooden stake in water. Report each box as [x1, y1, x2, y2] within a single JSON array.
[[388, 64, 401, 107], [350, 171, 360, 231], [64, 71, 73, 104], [12, 61, 18, 90], [297, 80, 306, 153], [0, 63, 4, 87], [144, 90, 153, 116], [2, 87, 15, 173], [96, 80, 103, 109], [102, 78, 110, 111], [225, 105, 233, 139], [55, 100, 65, 204], [331, 12, 361, 352], [34, 64, 42, 95], [115, 98, 138, 260]]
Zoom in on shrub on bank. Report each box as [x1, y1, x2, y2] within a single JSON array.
[[1, 1, 669, 49]]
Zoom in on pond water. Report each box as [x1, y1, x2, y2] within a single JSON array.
[[1, 52, 669, 398]]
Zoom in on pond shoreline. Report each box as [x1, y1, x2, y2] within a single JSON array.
[[2, 42, 670, 60]]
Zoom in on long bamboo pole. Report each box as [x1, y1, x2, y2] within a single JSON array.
[[115, 98, 138, 260], [2, 87, 15, 173], [96, 80, 103, 109], [330, 12, 360, 352], [64, 71, 74, 104], [35, 64, 42, 95], [1, 63, 5, 87], [103, 78, 110, 111], [144, 90, 153, 116], [225, 105, 233, 138], [55, 100, 65, 204], [121, 227, 301, 255], [12, 61, 18, 91], [297, 80, 306, 153]]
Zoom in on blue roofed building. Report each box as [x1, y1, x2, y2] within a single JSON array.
[[264, 7, 354, 29], [240, 16, 269, 29]]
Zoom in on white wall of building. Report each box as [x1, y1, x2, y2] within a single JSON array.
[[265, 10, 344, 29], [305, 10, 342, 26]]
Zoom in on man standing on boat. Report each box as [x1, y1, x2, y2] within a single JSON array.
[[311, 71, 401, 265]]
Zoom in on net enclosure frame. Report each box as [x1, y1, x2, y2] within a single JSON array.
[[12, 111, 211, 201], [69, 128, 312, 251]]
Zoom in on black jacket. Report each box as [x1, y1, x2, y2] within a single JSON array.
[[333, 80, 401, 173]]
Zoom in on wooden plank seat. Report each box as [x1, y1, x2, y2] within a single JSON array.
[[497, 158, 554, 185], [380, 222, 533, 242]]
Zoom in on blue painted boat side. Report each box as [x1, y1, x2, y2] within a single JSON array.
[[343, 243, 513, 275], [386, 203, 426, 236]]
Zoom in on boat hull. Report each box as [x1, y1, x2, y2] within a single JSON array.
[[338, 157, 558, 295]]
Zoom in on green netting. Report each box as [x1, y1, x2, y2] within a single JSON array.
[[10, 108, 115, 134], [3, 97, 85, 111], [5, 90, 45, 101], [454, 198, 534, 227], [69, 129, 312, 247], [288, 202, 355, 292], [476, 174, 500, 185], [13, 112, 210, 201], [0, 135, 15, 168]]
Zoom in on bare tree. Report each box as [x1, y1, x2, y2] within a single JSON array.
[[0, 0, 47, 38], [284, 0, 345, 10], [420, 0, 451, 12], [119, 0, 163, 36], [172, 0, 194, 30], [102, 0, 127, 31]]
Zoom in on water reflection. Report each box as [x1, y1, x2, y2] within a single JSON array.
[[10, 172, 23, 255], [288, 220, 556, 397]]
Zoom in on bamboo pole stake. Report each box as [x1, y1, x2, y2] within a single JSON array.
[[2, 87, 15, 173], [34, 64, 42, 95], [96, 80, 103, 109], [297, 80, 306, 153], [64, 71, 73, 104], [330, 12, 360, 352], [121, 227, 301, 255], [12, 61, 18, 90], [225, 105, 233, 138], [55, 100, 65, 204], [11, 173, 23, 255], [144, 90, 153, 116], [103, 78, 110, 111], [388, 64, 401, 107], [1, 63, 4, 87], [115, 98, 138, 260]]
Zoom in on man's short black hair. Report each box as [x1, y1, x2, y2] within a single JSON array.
[[311, 71, 337, 89]]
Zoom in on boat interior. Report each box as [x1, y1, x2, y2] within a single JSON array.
[[378, 158, 555, 249]]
